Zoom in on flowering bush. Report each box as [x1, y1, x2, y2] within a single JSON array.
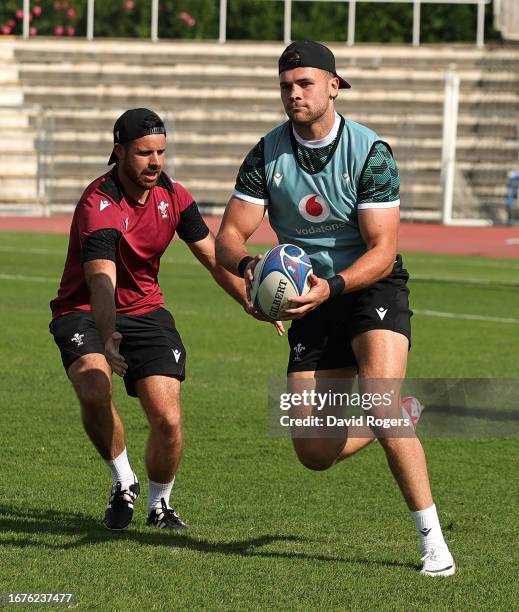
[[0, 0, 80, 37], [0, 0, 500, 43]]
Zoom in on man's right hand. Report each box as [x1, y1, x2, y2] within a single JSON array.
[[242, 254, 285, 337], [104, 331, 127, 376], [243, 254, 262, 310]]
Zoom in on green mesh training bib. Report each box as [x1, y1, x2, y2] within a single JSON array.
[[264, 116, 380, 278]]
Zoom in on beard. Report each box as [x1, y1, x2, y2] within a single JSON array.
[[285, 100, 329, 127], [121, 159, 161, 190]]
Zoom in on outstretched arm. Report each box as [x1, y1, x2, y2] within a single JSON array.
[[187, 231, 245, 304], [215, 196, 266, 276], [216, 196, 284, 336], [188, 230, 284, 336]]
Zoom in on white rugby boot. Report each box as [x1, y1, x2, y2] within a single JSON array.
[[420, 545, 456, 576]]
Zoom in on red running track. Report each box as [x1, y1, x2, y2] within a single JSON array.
[[1, 215, 519, 258]]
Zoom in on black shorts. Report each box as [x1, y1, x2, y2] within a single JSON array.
[[49, 307, 186, 397], [287, 255, 412, 373]]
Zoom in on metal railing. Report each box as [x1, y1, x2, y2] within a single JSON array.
[[18, 0, 491, 47], [20, 0, 159, 42], [220, 0, 491, 47]]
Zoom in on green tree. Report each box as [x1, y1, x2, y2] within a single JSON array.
[[159, 0, 218, 40], [227, 0, 283, 41], [0, 0, 501, 43]]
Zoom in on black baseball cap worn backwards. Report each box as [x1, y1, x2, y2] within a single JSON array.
[[108, 108, 166, 165], [278, 40, 351, 89]]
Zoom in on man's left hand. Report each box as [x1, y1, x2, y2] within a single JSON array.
[[105, 331, 127, 376], [281, 274, 330, 319], [243, 296, 285, 336]]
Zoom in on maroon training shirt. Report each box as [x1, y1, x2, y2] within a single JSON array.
[[50, 169, 194, 318]]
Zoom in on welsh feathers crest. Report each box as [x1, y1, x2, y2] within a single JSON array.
[[71, 333, 84, 347], [158, 201, 169, 219]]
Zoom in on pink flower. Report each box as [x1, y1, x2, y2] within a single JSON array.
[[32, 6, 42, 16], [1, 25, 12, 35], [15, 10, 23, 19], [54, 25, 64, 36], [30, 27, 37, 36], [179, 11, 196, 27], [125, 0, 135, 10], [8, 20, 15, 27], [67, 26, 75, 36], [54, 2, 62, 10], [67, 8, 76, 18]]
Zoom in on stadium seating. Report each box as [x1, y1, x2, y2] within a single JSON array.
[[0, 38, 518, 221]]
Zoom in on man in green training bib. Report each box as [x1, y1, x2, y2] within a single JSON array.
[[216, 40, 455, 576]]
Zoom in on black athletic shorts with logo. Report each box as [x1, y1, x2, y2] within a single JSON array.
[[287, 255, 412, 373], [49, 307, 186, 397]]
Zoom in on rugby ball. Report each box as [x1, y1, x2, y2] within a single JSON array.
[[250, 244, 313, 321]]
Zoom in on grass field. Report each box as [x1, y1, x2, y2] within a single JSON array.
[[0, 232, 518, 611]]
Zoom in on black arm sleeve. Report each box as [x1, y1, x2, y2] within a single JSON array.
[[234, 139, 268, 200], [81, 228, 122, 264], [176, 202, 210, 243], [357, 141, 400, 205]]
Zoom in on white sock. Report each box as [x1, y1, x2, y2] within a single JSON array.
[[105, 448, 137, 488], [412, 503, 447, 553], [147, 478, 175, 514]]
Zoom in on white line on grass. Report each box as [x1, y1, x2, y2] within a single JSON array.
[[2, 248, 517, 286], [404, 254, 519, 270], [414, 309, 519, 325], [412, 274, 519, 287], [0, 247, 195, 264], [0, 273, 57, 283], [0, 246, 61, 255], [1, 273, 518, 325]]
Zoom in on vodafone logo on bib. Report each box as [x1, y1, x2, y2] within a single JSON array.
[[298, 194, 330, 223]]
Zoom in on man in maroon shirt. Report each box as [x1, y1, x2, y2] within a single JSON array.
[[50, 108, 246, 531]]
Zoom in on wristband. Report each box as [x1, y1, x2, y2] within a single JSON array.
[[237, 255, 254, 278], [326, 274, 346, 299]]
